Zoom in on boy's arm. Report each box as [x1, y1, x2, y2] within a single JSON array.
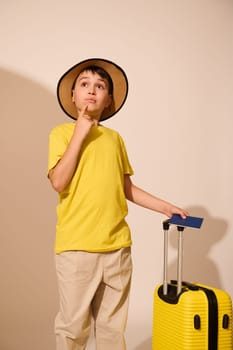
[[49, 105, 96, 192], [124, 174, 188, 218]]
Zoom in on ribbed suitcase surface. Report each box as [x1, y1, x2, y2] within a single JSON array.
[[152, 283, 233, 349]]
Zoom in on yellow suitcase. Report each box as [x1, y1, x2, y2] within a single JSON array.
[[152, 220, 233, 349]]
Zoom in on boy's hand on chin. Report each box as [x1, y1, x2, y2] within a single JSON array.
[[74, 104, 96, 140]]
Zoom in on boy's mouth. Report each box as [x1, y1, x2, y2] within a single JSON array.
[[86, 98, 96, 103]]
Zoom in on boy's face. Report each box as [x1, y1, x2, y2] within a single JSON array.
[[72, 70, 112, 120]]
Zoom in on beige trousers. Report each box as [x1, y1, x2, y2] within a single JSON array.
[[55, 248, 132, 350]]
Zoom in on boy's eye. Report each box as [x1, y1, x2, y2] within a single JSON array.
[[81, 82, 88, 87], [97, 84, 104, 89]]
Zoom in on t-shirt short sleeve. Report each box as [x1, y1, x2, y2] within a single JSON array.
[[118, 134, 134, 176], [48, 125, 70, 172]]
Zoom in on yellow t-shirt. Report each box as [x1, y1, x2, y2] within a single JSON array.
[[48, 123, 134, 253]]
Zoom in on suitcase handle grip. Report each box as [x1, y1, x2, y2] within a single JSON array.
[[163, 219, 170, 231]]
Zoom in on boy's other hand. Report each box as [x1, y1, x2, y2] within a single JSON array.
[[169, 206, 188, 219]]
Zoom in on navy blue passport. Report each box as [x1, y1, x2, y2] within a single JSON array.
[[169, 214, 203, 229]]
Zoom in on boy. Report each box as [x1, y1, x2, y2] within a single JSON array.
[[48, 58, 187, 350]]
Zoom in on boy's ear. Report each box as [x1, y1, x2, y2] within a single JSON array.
[[72, 90, 75, 102], [105, 94, 112, 108]]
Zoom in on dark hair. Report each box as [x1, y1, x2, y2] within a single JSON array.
[[72, 65, 113, 94]]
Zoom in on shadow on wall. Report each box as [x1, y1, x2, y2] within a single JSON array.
[[0, 68, 67, 350], [169, 206, 227, 289]]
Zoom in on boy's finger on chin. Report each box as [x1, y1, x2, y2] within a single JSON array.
[[79, 103, 89, 114]]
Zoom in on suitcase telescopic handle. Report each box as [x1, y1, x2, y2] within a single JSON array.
[[162, 220, 185, 296]]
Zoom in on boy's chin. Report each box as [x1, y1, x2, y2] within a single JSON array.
[[86, 109, 102, 121], [88, 112, 101, 121], [77, 104, 103, 121]]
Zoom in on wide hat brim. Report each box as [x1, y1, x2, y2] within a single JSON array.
[[57, 58, 128, 121]]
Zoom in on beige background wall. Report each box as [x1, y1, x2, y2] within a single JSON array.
[[1, 0, 233, 349]]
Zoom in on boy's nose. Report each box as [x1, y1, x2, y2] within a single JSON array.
[[88, 86, 96, 95]]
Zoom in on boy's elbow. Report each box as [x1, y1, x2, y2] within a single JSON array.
[[51, 180, 64, 193], [48, 169, 65, 193]]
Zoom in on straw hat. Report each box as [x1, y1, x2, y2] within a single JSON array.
[[57, 58, 128, 121]]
